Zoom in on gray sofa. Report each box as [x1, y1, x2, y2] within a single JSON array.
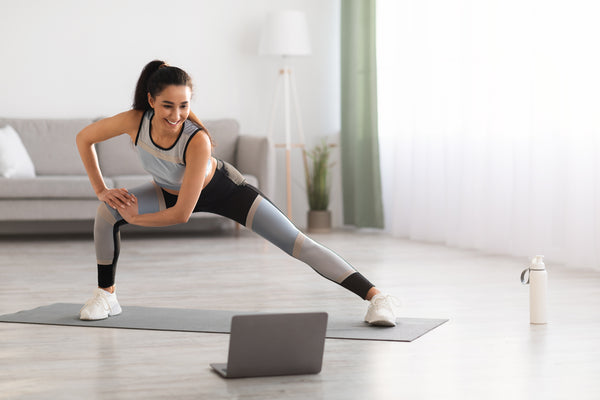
[[0, 117, 272, 234]]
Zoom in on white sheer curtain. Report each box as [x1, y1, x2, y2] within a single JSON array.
[[377, 0, 600, 270]]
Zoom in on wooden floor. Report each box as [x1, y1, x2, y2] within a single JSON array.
[[1, 228, 599, 400]]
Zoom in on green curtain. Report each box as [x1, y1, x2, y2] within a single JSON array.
[[340, 0, 384, 228]]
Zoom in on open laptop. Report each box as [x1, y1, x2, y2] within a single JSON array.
[[210, 312, 328, 378]]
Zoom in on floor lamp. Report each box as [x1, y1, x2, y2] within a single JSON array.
[[259, 10, 311, 219]]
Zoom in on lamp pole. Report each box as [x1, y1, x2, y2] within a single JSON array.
[[260, 10, 310, 220], [282, 61, 293, 217]]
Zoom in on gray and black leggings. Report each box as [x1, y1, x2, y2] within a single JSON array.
[[94, 159, 374, 299]]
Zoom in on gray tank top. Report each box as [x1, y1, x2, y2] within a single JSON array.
[[135, 109, 211, 191]]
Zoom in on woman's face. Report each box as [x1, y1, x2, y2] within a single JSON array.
[[148, 84, 192, 133]]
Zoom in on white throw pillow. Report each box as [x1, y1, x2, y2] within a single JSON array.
[[0, 125, 36, 178]]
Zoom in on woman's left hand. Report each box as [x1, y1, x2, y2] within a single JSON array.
[[118, 194, 139, 223]]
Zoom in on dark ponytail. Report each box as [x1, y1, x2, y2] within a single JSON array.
[[132, 60, 193, 111]]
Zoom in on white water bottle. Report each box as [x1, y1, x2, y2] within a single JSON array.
[[521, 255, 548, 324]]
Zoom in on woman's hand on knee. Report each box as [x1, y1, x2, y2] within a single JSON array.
[[98, 188, 136, 210], [117, 197, 139, 224]]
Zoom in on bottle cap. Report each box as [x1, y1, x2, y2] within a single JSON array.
[[531, 255, 545, 270]]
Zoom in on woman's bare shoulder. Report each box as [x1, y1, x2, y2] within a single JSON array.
[[96, 109, 145, 141], [112, 109, 144, 129]]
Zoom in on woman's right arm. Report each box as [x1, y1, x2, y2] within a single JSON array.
[[76, 110, 142, 209]]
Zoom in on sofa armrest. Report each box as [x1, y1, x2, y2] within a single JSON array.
[[235, 135, 274, 198]]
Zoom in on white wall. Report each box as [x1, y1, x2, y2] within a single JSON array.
[[0, 0, 342, 227]]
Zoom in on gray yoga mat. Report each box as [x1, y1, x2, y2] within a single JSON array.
[[0, 303, 448, 342]]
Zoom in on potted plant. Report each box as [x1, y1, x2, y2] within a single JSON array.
[[303, 140, 336, 233]]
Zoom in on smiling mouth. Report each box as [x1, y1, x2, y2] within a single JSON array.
[[166, 119, 180, 126]]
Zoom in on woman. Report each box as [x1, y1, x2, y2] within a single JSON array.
[[76, 60, 398, 326]]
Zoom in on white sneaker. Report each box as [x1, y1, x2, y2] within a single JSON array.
[[364, 294, 400, 327], [79, 288, 122, 320]]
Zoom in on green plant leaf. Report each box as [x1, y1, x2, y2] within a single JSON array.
[[303, 140, 334, 211]]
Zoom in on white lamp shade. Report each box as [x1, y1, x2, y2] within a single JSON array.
[[259, 10, 311, 56]]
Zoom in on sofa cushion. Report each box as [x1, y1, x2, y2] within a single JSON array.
[[203, 119, 240, 165], [96, 133, 147, 176], [0, 176, 112, 199], [110, 175, 154, 189], [0, 199, 101, 221], [0, 118, 93, 175], [236, 135, 271, 194]]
